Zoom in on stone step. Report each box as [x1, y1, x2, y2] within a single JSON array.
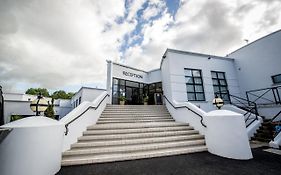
[[63, 139, 205, 156], [72, 134, 204, 148], [78, 130, 198, 141], [100, 114, 171, 117], [101, 112, 171, 115], [99, 117, 171, 120], [87, 122, 189, 130], [96, 119, 175, 124], [84, 126, 193, 135], [62, 145, 207, 166]]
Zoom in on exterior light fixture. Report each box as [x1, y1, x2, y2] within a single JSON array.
[[212, 95, 224, 109], [30, 93, 48, 116]]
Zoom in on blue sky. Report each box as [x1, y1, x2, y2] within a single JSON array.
[[0, 0, 281, 94]]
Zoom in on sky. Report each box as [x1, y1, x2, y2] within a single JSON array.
[[0, 0, 281, 93]]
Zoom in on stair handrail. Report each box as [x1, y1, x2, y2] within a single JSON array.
[[64, 93, 109, 135], [246, 85, 281, 105], [163, 95, 206, 128], [214, 90, 259, 127]]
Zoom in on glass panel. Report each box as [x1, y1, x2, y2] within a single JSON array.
[[218, 72, 225, 79], [220, 86, 227, 92], [192, 70, 201, 77], [185, 77, 193, 84], [194, 78, 202, 84], [212, 79, 219, 85], [113, 78, 118, 85], [126, 81, 139, 87], [219, 80, 226, 85], [213, 86, 220, 93], [186, 85, 195, 92], [195, 85, 203, 92], [272, 74, 281, 84], [140, 83, 143, 88], [184, 69, 192, 76], [119, 85, 125, 96], [211, 72, 217, 78], [187, 93, 196, 101], [119, 79, 125, 85], [196, 93, 205, 101]]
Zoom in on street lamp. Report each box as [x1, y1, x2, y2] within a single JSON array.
[[213, 95, 224, 109], [30, 93, 48, 116]]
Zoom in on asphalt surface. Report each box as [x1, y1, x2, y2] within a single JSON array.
[[57, 147, 281, 175]]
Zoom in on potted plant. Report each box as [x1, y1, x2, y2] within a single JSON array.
[[143, 95, 149, 105], [118, 96, 126, 105]]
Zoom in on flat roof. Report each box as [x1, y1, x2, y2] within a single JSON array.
[[160, 48, 234, 68]]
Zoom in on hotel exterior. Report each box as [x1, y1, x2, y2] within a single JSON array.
[[1, 30, 281, 175]]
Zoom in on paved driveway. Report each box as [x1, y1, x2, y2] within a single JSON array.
[[57, 147, 281, 175]]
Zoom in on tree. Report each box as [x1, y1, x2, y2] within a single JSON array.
[[44, 99, 55, 119], [52, 90, 74, 99], [26, 88, 50, 97]]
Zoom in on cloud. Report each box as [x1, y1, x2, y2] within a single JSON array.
[[0, 0, 281, 93]]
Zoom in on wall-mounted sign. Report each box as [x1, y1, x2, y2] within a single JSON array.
[[123, 71, 143, 79]]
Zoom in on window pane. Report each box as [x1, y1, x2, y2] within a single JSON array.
[[213, 86, 220, 93], [272, 74, 281, 84], [219, 80, 226, 85], [113, 78, 118, 85], [184, 69, 192, 76], [212, 79, 219, 85], [194, 78, 202, 84], [119, 79, 125, 85], [195, 85, 203, 92], [196, 93, 205, 101], [186, 85, 195, 92], [185, 77, 193, 84], [126, 81, 139, 87], [218, 72, 225, 79], [211, 72, 217, 78], [192, 70, 201, 77], [220, 86, 227, 92], [187, 93, 196, 101], [221, 93, 230, 101]]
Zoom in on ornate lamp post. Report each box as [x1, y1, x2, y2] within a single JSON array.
[[212, 95, 224, 109], [30, 93, 48, 116]]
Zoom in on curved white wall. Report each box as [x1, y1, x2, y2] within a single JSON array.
[[0, 117, 64, 175]]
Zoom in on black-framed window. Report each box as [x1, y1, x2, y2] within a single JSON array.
[[272, 74, 281, 84], [211, 71, 230, 101], [184, 68, 205, 101], [79, 97, 81, 105]]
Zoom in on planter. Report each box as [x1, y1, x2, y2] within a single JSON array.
[[120, 101, 125, 105], [144, 102, 148, 105]]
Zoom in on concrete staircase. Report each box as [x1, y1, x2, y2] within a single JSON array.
[[62, 105, 207, 166]]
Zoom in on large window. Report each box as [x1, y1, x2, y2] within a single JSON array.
[[272, 74, 281, 84], [211, 71, 230, 101], [184, 68, 205, 101]]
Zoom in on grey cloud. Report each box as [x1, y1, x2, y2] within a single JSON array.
[[173, 1, 242, 55]]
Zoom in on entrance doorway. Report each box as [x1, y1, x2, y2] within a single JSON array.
[[112, 78, 163, 105]]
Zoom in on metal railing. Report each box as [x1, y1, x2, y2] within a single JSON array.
[[163, 95, 206, 128], [246, 85, 281, 106], [64, 94, 109, 135], [215, 90, 259, 127]]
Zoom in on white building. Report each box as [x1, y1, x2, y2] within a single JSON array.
[[106, 30, 281, 119], [3, 93, 72, 123]]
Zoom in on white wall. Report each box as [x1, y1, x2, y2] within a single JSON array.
[[0, 117, 64, 175], [229, 30, 281, 97], [61, 91, 109, 151], [71, 88, 106, 108], [164, 50, 241, 112]]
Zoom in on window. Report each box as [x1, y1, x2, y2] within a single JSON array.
[[211, 71, 230, 101], [272, 74, 281, 84], [79, 97, 81, 105], [184, 68, 205, 101]]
